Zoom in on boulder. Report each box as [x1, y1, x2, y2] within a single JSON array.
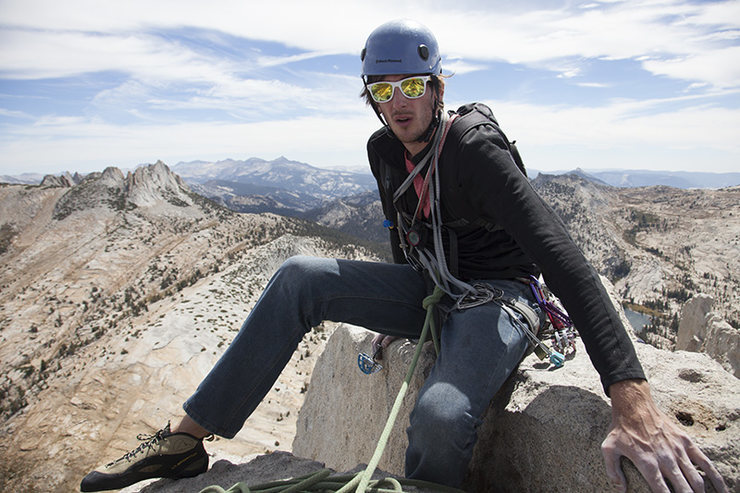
[[292, 325, 436, 480], [702, 314, 740, 378], [294, 292, 739, 492], [677, 295, 715, 352], [677, 295, 740, 378]]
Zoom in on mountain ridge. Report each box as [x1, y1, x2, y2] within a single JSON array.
[[565, 167, 740, 189], [4, 157, 739, 190]]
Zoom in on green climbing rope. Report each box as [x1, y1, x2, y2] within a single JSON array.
[[199, 469, 466, 492], [199, 286, 465, 493], [350, 286, 445, 493]]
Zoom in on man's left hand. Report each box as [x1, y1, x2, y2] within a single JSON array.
[[602, 379, 728, 493]]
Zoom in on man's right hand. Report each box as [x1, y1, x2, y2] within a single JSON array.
[[371, 334, 399, 360]]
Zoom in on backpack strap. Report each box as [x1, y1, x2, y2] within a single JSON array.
[[438, 103, 528, 273], [447, 103, 527, 177]]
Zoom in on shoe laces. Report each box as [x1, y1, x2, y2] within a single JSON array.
[[107, 422, 171, 467]]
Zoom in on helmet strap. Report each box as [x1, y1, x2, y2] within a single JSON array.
[[415, 92, 442, 143], [416, 104, 440, 143]]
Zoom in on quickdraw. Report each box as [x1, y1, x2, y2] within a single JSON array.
[[357, 346, 384, 375]]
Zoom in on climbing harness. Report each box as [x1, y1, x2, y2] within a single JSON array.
[[201, 287, 465, 493]]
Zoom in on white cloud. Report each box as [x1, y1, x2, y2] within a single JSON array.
[[0, 28, 237, 84], [0, 112, 380, 175], [0, 107, 33, 119], [431, 0, 739, 88], [0, 0, 738, 175], [576, 82, 611, 88], [257, 51, 340, 68], [642, 46, 740, 89], [2, 0, 738, 87], [442, 58, 489, 76], [470, 96, 740, 172]]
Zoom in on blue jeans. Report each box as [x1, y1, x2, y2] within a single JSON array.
[[183, 255, 539, 487]]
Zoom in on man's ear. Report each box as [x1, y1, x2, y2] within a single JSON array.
[[434, 79, 445, 113]]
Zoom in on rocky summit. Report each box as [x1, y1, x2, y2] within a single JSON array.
[[292, 278, 738, 492], [0, 161, 738, 492]]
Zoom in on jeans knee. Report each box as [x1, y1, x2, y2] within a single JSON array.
[[406, 384, 480, 485], [270, 256, 336, 320], [408, 382, 480, 454], [277, 255, 313, 277], [274, 256, 326, 290]]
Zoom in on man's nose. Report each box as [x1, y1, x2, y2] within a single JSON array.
[[389, 87, 408, 106]]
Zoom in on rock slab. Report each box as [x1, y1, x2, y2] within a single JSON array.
[[294, 322, 739, 492], [677, 294, 740, 378]]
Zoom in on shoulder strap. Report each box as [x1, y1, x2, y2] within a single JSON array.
[[447, 103, 527, 177]]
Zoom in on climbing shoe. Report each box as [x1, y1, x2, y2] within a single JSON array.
[[80, 422, 210, 492]]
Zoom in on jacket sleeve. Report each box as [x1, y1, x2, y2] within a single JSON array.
[[454, 124, 645, 395]]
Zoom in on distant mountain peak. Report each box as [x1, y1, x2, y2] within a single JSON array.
[[40, 171, 80, 188], [541, 168, 740, 189], [50, 161, 199, 220], [126, 161, 192, 208], [173, 157, 376, 214]]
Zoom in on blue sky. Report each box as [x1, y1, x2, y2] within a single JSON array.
[[0, 0, 738, 176]]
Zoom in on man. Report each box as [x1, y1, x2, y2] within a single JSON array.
[[81, 19, 727, 493]]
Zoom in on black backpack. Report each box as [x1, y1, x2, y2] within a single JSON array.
[[448, 102, 526, 178], [416, 103, 529, 275]]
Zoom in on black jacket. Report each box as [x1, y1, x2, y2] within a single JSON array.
[[366, 105, 645, 394]]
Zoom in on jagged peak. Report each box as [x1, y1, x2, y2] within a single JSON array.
[[39, 171, 88, 188], [40, 173, 74, 188], [128, 161, 185, 187], [40, 169, 115, 189], [48, 161, 200, 220], [99, 167, 125, 187], [125, 160, 193, 208]]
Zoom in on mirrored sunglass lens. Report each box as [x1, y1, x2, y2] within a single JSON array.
[[370, 83, 393, 102], [401, 78, 426, 98]]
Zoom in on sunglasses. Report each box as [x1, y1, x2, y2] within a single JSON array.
[[366, 76, 431, 103]]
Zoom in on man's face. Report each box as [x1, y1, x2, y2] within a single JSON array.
[[375, 75, 441, 156]]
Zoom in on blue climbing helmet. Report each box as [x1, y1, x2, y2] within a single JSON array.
[[361, 19, 442, 77]]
